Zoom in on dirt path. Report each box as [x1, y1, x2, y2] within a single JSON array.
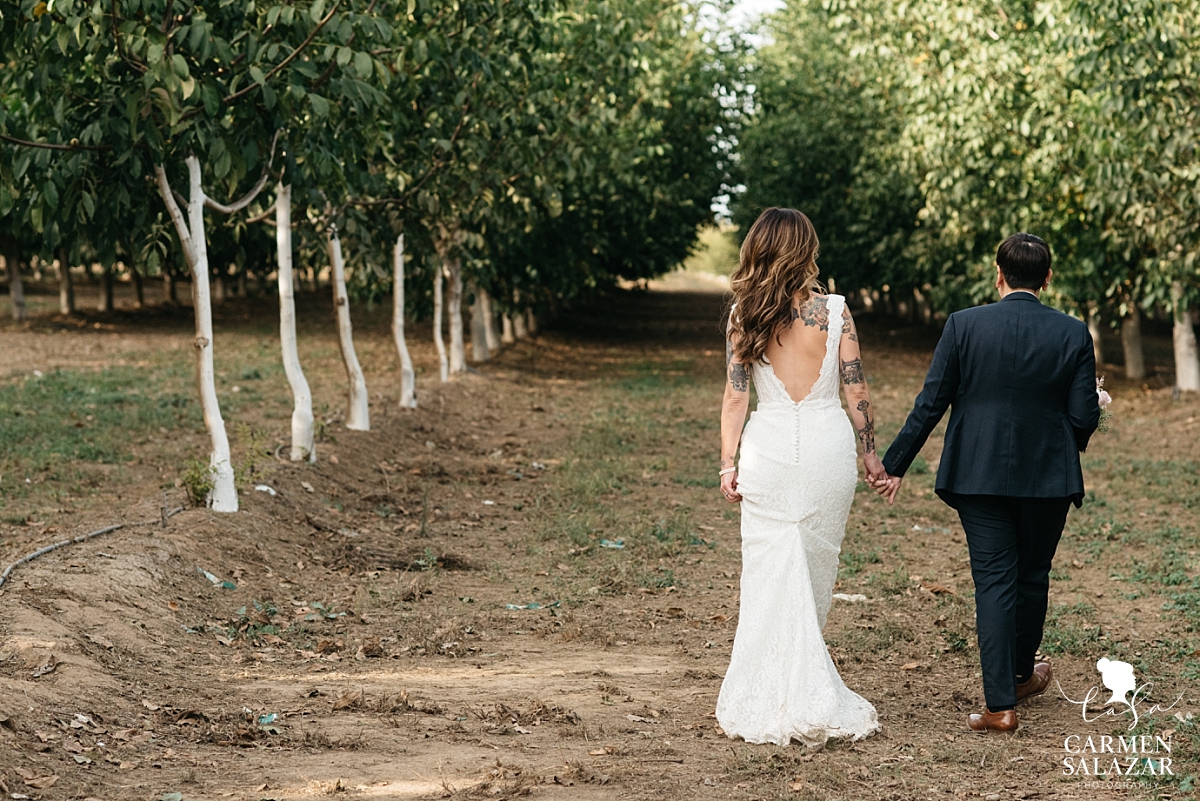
[[0, 285, 1197, 801]]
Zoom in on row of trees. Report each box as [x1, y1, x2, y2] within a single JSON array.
[[736, 0, 1200, 389], [1, 0, 738, 509]]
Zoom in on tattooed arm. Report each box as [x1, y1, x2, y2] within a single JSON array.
[[720, 326, 751, 503], [838, 305, 887, 486]]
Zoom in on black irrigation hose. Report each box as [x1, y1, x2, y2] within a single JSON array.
[[0, 507, 186, 589]]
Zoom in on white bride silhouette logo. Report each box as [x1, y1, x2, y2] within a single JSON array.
[[1059, 657, 1184, 730], [1098, 658, 1137, 708]]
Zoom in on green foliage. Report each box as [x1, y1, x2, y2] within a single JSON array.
[[735, 0, 1200, 325], [181, 458, 216, 506], [232, 423, 273, 489], [0, 0, 741, 318]]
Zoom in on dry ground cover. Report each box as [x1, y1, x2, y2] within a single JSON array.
[[0, 280, 1198, 801]]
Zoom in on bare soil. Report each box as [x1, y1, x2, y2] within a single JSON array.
[[0, 276, 1197, 801]]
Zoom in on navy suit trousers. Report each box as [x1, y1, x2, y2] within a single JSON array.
[[946, 494, 1072, 712]]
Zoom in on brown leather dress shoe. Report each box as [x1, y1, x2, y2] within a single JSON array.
[[967, 709, 1018, 733], [1016, 662, 1052, 703]]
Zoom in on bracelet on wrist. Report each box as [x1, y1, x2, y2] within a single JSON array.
[[718, 467, 736, 476]]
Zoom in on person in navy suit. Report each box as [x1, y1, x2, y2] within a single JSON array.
[[876, 233, 1101, 733]]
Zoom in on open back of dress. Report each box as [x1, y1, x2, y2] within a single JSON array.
[[715, 293, 881, 746]]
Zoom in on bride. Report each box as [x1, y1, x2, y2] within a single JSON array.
[[716, 207, 883, 746]]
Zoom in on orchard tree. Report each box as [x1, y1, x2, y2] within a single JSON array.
[[1, 0, 394, 509]]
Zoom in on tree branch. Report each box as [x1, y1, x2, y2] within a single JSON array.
[[153, 164, 197, 270], [225, 0, 343, 105], [111, 0, 148, 74], [203, 131, 281, 214], [244, 201, 277, 225], [0, 134, 111, 152]]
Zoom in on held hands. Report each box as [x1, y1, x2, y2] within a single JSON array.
[[876, 475, 902, 505], [863, 452, 902, 505]]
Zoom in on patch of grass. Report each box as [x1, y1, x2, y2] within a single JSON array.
[[0, 367, 198, 474], [827, 619, 914, 657], [1122, 545, 1191, 586], [865, 565, 911, 596], [1163, 582, 1200, 631], [1041, 602, 1103, 656], [909, 456, 929, 475], [838, 548, 881, 580], [674, 474, 718, 488]]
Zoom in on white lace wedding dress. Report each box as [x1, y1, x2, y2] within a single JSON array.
[[716, 294, 881, 746]]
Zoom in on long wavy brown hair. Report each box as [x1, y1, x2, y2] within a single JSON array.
[[728, 208, 821, 363]]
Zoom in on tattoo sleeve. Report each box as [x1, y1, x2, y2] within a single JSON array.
[[840, 358, 865, 385], [729, 361, 749, 392], [855, 399, 876, 454], [842, 307, 858, 341]]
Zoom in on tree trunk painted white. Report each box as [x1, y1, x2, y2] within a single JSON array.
[[481, 289, 501, 352], [327, 228, 370, 431], [57, 251, 74, 314], [1087, 303, 1104, 366], [501, 313, 515, 344], [525, 307, 538, 335], [275, 183, 316, 460], [154, 156, 238, 513], [470, 282, 491, 362], [1121, 305, 1147, 382], [1172, 281, 1200, 392], [513, 307, 528, 339], [446, 256, 467, 374], [97, 262, 113, 312], [433, 264, 449, 382], [392, 234, 418, 408], [4, 246, 24, 321]]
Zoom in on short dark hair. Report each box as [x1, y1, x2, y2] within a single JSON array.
[[996, 233, 1051, 290]]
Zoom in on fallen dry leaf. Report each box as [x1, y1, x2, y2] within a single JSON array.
[[329, 454, 340, 464], [901, 662, 922, 671], [921, 581, 955, 596], [25, 775, 58, 789], [333, 689, 363, 710], [167, 601, 180, 611], [31, 655, 57, 678], [301, 481, 315, 493], [142, 700, 160, 711]]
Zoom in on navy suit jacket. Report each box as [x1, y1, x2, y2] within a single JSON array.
[[882, 292, 1101, 507]]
